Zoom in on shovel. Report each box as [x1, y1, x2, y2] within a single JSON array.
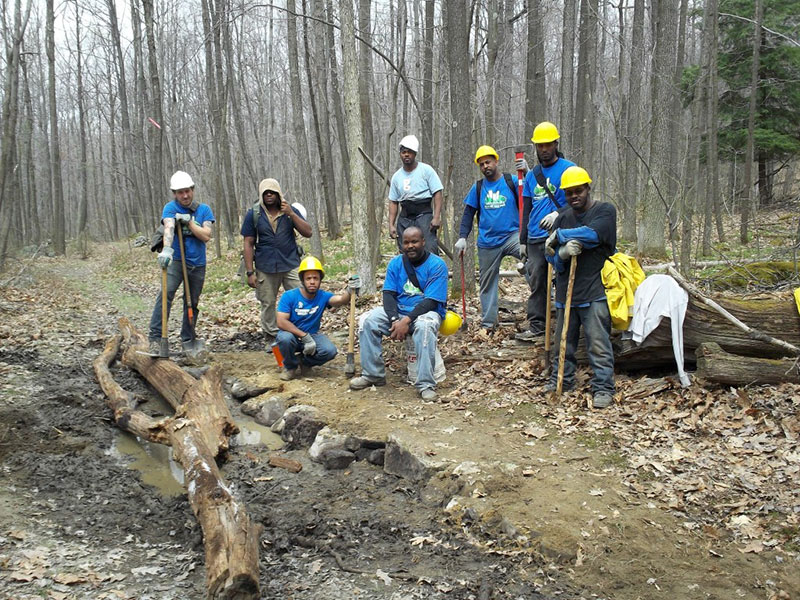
[[556, 255, 577, 397], [137, 267, 170, 358], [345, 275, 360, 377], [176, 224, 205, 360]]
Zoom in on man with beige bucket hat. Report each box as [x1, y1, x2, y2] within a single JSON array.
[[241, 178, 312, 348]]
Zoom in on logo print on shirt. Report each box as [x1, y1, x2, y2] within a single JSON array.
[[534, 178, 556, 200], [295, 304, 320, 317], [403, 280, 422, 296], [403, 178, 412, 192], [484, 189, 507, 209]]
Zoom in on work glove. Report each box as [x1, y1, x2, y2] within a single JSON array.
[[539, 211, 559, 231], [519, 242, 528, 260], [157, 247, 174, 268], [558, 239, 583, 259], [515, 157, 529, 174], [454, 237, 467, 255], [348, 275, 361, 294], [544, 230, 559, 257], [301, 333, 317, 356], [175, 213, 191, 223]]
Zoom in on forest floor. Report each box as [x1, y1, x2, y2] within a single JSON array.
[[0, 232, 798, 600]]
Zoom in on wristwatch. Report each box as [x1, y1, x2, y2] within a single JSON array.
[[246, 270, 255, 277]]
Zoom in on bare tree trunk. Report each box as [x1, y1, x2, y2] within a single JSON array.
[[524, 0, 546, 135], [340, 0, 376, 292], [740, 0, 762, 245], [46, 0, 66, 256], [421, 0, 435, 154], [74, 2, 89, 249], [573, 0, 598, 168], [558, 0, 577, 153], [325, 0, 352, 214], [621, 0, 644, 243]]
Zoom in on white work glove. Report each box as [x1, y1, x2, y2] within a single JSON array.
[[519, 242, 527, 260], [558, 239, 583, 259], [174, 213, 191, 223], [157, 247, 174, 268], [539, 211, 559, 231], [544, 230, 559, 257], [454, 237, 467, 255], [301, 333, 317, 356], [348, 275, 361, 294], [514, 157, 529, 174]]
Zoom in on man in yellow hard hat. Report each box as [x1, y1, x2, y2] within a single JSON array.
[[514, 122, 576, 342], [275, 256, 355, 380], [454, 145, 521, 332], [543, 166, 617, 408], [387, 134, 444, 255], [241, 178, 313, 349]]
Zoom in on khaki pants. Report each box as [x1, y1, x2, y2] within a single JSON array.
[[255, 269, 300, 338]]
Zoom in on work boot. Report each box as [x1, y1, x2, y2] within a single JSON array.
[[280, 368, 299, 381], [349, 375, 386, 390], [419, 388, 438, 402], [543, 381, 574, 394], [592, 392, 614, 409], [515, 327, 545, 342]]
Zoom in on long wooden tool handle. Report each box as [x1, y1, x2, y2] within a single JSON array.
[[544, 261, 553, 368], [176, 225, 193, 324], [515, 151, 525, 235], [161, 267, 168, 337], [347, 291, 356, 353], [556, 255, 577, 397]]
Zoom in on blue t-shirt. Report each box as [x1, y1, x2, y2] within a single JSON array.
[[383, 253, 448, 318], [522, 157, 575, 240], [463, 176, 520, 248], [162, 200, 215, 266], [277, 287, 334, 334], [388, 162, 443, 204]]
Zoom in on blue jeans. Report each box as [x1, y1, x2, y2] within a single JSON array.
[[276, 330, 338, 370], [523, 240, 548, 332], [478, 233, 521, 329], [149, 261, 205, 343], [359, 307, 442, 391], [548, 300, 615, 395]]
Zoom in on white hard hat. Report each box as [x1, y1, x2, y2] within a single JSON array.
[[399, 135, 419, 154], [170, 171, 195, 190], [291, 202, 307, 220]]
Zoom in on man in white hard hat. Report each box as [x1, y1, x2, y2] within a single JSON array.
[[387, 134, 444, 255], [149, 171, 215, 356], [241, 178, 312, 348]]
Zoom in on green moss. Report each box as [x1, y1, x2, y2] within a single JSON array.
[[705, 261, 798, 291]]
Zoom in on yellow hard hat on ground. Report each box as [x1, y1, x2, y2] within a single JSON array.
[[560, 166, 592, 189], [474, 145, 499, 164], [531, 121, 560, 144], [439, 310, 462, 336], [298, 256, 325, 279]]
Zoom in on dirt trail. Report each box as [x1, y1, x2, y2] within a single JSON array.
[[1, 244, 797, 600]]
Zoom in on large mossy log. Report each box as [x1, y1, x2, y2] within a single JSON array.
[[695, 342, 800, 386], [94, 318, 261, 600]]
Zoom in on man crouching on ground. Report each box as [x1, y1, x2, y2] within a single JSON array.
[[349, 226, 448, 401], [276, 256, 353, 380]]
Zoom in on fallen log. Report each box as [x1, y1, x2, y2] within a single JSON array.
[[93, 318, 261, 600], [695, 342, 800, 386]]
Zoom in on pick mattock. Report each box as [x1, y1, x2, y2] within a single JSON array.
[[345, 275, 360, 377], [556, 255, 578, 397], [543, 262, 553, 373], [176, 224, 200, 356]]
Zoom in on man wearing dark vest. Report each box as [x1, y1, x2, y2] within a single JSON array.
[[241, 178, 312, 347]]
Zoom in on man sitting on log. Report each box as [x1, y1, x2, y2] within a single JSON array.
[[275, 256, 353, 380], [349, 226, 449, 401], [544, 166, 617, 408]]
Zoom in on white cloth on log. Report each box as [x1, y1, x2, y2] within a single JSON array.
[[629, 274, 691, 387]]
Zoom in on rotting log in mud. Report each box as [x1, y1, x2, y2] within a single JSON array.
[[695, 342, 800, 386], [93, 318, 261, 600]]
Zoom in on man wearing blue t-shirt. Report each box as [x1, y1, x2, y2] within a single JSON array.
[[350, 226, 448, 401], [454, 145, 521, 331], [149, 171, 215, 356], [514, 121, 576, 342], [275, 256, 352, 380], [387, 135, 444, 255]]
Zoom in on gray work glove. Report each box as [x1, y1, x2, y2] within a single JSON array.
[[301, 333, 317, 356], [544, 230, 558, 257], [454, 237, 467, 255], [515, 157, 529, 174], [157, 247, 174, 268], [539, 211, 559, 231], [175, 213, 191, 223], [558, 239, 583, 259], [348, 275, 361, 295], [519, 242, 528, 260]]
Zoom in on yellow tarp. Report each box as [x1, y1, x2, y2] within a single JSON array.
[[795, 287, 800, 315], [602, 253, 646, 330]]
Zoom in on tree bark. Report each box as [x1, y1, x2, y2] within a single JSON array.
[[558, 0, 577, 153], [740, 0, 762, 245], [46, 0, 66, 256], [524, 0, 546, 134], [695, 342, 800, 386]]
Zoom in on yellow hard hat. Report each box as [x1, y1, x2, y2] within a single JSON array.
[[474, 145, 499, 165], [298, 256, 325, 279], [439, 310, 462, 336], [531, 121, 560, 144], [560, 166, 592, 190]]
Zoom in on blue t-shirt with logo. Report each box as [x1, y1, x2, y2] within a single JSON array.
[[388, 162, 444, 204], [463, 176, 520, 248], [522, 157, 575, 240], [277, 288, 334, 334], [162, 200, 215, 266], [383, 253, 448, 318]]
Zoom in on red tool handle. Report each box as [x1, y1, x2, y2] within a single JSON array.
[[515, 151, 525, 234]]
